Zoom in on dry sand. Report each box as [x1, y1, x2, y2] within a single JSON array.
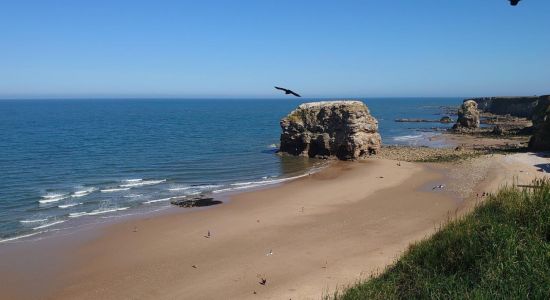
[[1, 154, 548, 300]]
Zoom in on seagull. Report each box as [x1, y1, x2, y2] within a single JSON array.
[[266, 249, 273, 256], [275, 86, 301, 97], [432, 184, 445, 190], [510, 0, 520, 5]]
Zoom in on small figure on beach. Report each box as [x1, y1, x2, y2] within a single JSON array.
[[259, 278, 267, 285], [204, 230, 211, 238], [192, 265, 197, 269], [432, 184, 445, 190], [267, 249, 273, 256], [133, 226, 137, 232]]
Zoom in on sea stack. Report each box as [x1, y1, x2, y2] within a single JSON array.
[[452, 100, 480, 131], [279, 100, 381, 160]]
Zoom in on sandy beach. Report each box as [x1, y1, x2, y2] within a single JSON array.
[[0, 151, 548, 300]]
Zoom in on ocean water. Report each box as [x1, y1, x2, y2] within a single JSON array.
[[0, 98, 461, 242]]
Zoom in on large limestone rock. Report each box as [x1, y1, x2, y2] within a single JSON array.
[[279, 100, 381, 160], [453, 100, 480, 131]]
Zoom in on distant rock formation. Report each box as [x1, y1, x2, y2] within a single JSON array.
[[472, 96, 540, 118], [279, 100, 381, 160], [470, 95, 550, 119], [452, 100, 480, 131], [440, 116, 453, 123]]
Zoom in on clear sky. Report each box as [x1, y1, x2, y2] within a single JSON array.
[[1, 0, 549, 99]]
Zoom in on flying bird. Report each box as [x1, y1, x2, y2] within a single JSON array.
[[275, 86, 301, 97], [510, 0, 520, 5]]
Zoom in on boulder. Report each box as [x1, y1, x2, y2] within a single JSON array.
[[452, 100, 480, 131], [171, 195, 222, 207], [279, 100, 381, 160]]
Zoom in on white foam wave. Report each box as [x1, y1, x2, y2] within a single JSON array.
[[124, 179, 143, 183], [100, 187, 130, 193], [143, 197, 172, 204], [194, 184, 222, 190], [393, 134, 424, 141], [69, 212, 88, 218], [58, 202, 83, 209], [87, 207, 129, 216], [20, 218, 48, 224], [68, 207, 130, 218], [213, 174, 310, 194], [124, 194, 143, 198], [39, 195, 67, 204], [42, 193, 66, 199], [212, 188, 234, 194], [119, 179, 166, 188], [33, 220, 66, 230], [72, 187, 96, 197], [0, 231, 43, 243], [168, 187, 192, 191]]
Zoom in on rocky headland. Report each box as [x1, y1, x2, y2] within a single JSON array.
[[448, 96, 550, 150], [472, 96, 548, 118], [279, 100, 382, 160]]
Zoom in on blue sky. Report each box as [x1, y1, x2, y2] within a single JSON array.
[[1, 0, 549, 98]]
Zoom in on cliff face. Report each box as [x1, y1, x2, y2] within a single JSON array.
[[279, 101, 381, 160], [471, 96, 544, 118], [529, 96, 550, 150]]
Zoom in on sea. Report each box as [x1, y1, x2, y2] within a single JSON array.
[[0, 98, 461, 242]]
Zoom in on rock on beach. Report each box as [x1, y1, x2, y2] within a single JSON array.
[[279, 100, 382, 160]]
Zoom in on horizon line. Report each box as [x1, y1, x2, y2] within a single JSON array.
[[2, 95, 544, 101]]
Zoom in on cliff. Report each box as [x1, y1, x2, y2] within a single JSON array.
[[528, 96, 550, 150], [471, 96, 549, 118], [279, 100, 381, 160]]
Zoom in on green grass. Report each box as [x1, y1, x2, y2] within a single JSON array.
[[333, 179, 550, 299]]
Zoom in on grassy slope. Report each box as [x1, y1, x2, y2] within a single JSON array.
[[336, 179, 550, 299]]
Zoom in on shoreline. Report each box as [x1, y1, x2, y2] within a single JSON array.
[[0, 159, 329, 245], [0, 141, 547, 299], [0, 158, 467, 299]]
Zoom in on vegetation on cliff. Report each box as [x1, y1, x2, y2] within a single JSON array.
[[333, 179, 550, 299]]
